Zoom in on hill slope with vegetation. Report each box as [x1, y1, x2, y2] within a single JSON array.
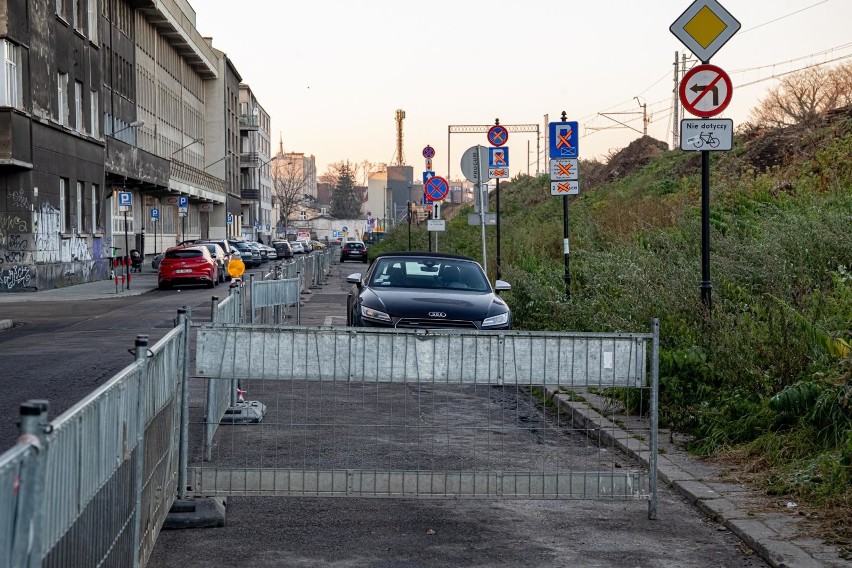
[[372, 107, 851, 551]]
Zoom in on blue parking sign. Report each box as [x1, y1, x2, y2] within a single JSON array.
[[150, 207, 160, 220], [178, 196, 189, 208], [227, 213, 234, 223], [549, 121, 579, 158], [118, 192, 132, 207]]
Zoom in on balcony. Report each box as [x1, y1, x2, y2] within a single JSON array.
[[239, 115, 259, 130], [240, 188, 260, 200], [240, 151, 259, 168], [0, 109, 33, 168], [170, 160, 227, 200]]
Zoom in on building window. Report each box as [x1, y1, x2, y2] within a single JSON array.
[[56, 0, 66, 19], [57, 72, 69, 126], [88, 0, 98, 41], [90, 90, 99, 137], [74, 0, 86, 33], [1, 41, 21, 108], [74, 81, 84, 133], [92, 184, 100, 232], [77, 181, 86, 232], [60, 178, 70, 232]]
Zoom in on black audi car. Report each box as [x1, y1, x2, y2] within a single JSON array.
[[346, 252, 512, 330]]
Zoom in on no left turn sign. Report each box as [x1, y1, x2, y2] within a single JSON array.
[[679, 64, 733, 118]]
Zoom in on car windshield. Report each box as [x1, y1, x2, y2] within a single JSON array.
[[165, 249, 204, 259], [231, 242, 250, 251], [369, 258, 490, 292]]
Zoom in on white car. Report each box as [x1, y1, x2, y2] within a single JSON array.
[[290, 241, 305, 254]]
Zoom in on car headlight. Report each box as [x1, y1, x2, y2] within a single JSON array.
[[482, 312, 509, 327], [361, 305, 391, 322]]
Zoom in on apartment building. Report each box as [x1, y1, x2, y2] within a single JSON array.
[[0, 0, 251, 292], [238, 84, 271, 242]]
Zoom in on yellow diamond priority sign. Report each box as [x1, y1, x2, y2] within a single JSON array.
[[671, 0, 740, 63]]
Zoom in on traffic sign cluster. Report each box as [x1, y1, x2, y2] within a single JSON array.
[[671, 0, 739, 153], [548, 119, 579, 195]]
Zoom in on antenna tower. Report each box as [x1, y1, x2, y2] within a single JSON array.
[[393, 109, 406, 166]]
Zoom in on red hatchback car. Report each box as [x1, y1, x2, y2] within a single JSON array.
[[158, 245, 219, 290]]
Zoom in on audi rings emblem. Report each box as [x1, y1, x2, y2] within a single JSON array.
[[428, 311, 447, 318]]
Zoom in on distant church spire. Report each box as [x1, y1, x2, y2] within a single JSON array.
[[278, 132, 284, 157]]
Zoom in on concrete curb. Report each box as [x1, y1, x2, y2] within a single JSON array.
[[544, 387, 828, 568]]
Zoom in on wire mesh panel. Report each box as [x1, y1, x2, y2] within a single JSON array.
[[39, 326, 186, 568], [0, 444, 38, 568], [191, 326, 657, 506], [205, 291, 244, 460]]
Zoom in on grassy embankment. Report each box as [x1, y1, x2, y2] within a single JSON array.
[[371, 115, 851, 547]]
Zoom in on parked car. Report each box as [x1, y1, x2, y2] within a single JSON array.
[[311, 240, 326, 251], [346, 252, 512, 330], [290, 241, 305, 255], [194, 242, 229, 283], [262, 244, 277, 261], [299, 240, 313, 253], [158, 245, 219, 290], [272, 240, 293, 259], [340, 241, 368, 263], [229, 240, 260, 268], [198, 239, 238, 264], [249, 241, 268, 263]]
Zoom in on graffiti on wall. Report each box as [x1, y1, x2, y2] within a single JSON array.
[[9, 188, 30, 210], [0, 264, 32, 290], [34, 203, 60, 263], [0, 210, 32, 267]]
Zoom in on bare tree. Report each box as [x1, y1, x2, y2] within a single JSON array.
[[272, 158, 307, 233], [750, 63, 852, 127]]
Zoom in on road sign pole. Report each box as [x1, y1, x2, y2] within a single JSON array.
[[124, 210, 130, 290], [701, 150, 712, 312], [496, 178, 501, 280], [563, 195, 570, 298]]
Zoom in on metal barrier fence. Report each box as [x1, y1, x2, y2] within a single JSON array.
[[0, 312, 190, 568], [191, 323, 659, 518], [204, 290, 245, 461]]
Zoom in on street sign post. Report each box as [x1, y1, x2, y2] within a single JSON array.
[[118, 191, 132, 212], [548, 122, 579, 159], [550, 181, 579, 195], [423, 176, 449, 203], [679, 63, 732, 117], [460, 145, 488, 184], [670, 0, 740, 63], [427, 219, 445, 232], [422, 145, 435, 159], [680, 118, 733, 151], [548, 113, 579, 298], [150, 207, 159, 220], [487, 125, 508, 147], [671, 0, 740, 315], [549, 159, 579, 181]]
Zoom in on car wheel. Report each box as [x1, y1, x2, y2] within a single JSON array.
[[158, 282, 170, 290]]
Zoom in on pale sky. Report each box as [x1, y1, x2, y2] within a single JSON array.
[[194, 0, 852, 180]]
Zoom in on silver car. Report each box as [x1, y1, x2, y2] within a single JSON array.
[[290, 241, 305, 254]]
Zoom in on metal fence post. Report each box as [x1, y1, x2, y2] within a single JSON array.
[[177, 309, 190, 499], [210, 296, 218, 323], [649, 318, 660, 521], [249, 273, 255, 324], [131, 335, 149, 568], [14, 400, 49, 568]]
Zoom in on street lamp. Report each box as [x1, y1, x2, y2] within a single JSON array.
[[111, 119, 145, 138], [171, 137, 203, 161]]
